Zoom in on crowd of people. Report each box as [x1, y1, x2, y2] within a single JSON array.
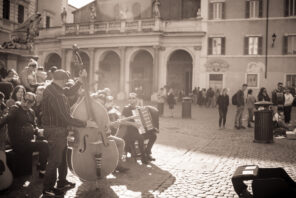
[[0, 59, 159, 197], [156, 83, 296, 133]]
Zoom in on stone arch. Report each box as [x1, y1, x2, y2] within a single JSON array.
[[97, 50, 121, 95], [70, 51, 90, 79], [44, 53, 61, 71], [166, 49, 193, 96], [129, 49, 154, 99]]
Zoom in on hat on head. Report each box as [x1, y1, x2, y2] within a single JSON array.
[[53, 69, 70, 81], [48, 66, 58, 73]]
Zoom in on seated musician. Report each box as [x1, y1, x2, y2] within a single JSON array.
[[0, 92, 49, 177], [92, 92, 129, 173], [119, 92, 157, 164], [105, 96, 121, 136]]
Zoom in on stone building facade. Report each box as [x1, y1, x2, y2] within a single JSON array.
[[2, 0, 295, 99]]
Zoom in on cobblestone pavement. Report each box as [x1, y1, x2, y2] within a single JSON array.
[[1, 104, 296, 198]]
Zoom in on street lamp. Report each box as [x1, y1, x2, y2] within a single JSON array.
[[271, 33, 277, 48]]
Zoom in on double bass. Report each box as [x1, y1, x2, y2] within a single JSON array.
[[67, 44, 119, 181]]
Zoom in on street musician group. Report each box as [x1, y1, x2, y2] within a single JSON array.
[[0, 45, 159, 197]]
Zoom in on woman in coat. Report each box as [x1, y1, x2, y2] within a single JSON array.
[[167, 88, 176, 117], [216, 88, 229, 129]]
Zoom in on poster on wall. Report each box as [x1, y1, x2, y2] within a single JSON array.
[[246, 74, 258, 88]]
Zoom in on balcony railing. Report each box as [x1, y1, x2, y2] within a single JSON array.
[[37, 18, 203, 39]]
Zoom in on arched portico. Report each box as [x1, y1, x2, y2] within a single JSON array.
[[97, 51, 121, 95], [167, 49, 193, 95], [129, 50, 153, 99], [70, 51, 90, 80], [44, 53, 62, 71]]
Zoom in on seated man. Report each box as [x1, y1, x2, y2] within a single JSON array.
[[91, 92, 129, 173], [0, 92, 48, 177], [118, 93, 157, 164]]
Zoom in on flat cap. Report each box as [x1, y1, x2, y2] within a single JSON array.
[[53, 69, 70, 80]]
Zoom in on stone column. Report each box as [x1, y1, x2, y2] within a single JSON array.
[[153, 45, 160, 92], [117, 47, 126, 100], [61, 48, 67, 70]]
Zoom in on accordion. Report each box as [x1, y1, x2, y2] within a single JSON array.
[[132, 107, 155, 134]]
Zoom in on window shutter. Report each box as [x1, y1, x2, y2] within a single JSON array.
[[258, 36, 263, 55], [208, 38, 213, 55], [208, 3, 213, 20], [222, 2, 226, 19], [221, 37, 226, 55], [284, 0, 289, 17], [245, 1, 250, 18], [283, 36, 288, 54], [259, 0, 263, 17], [244, 37, 249, 55]]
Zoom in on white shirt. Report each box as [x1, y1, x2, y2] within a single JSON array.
[[284, 93, 294, 106]]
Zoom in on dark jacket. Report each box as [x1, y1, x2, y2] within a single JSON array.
[[0, 104, 37, 148], [167, 93, 176, 106], [236, 90, 245, 107], [258, 93, 271, 102], [217, 94, 229, 110], [272, 89, 285, 105]]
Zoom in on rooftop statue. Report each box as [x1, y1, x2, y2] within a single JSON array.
[[153, 0, 161, 18], [1, 12, 42, 51], [61, 7, 67, 24], [90, 4, 96, 22]]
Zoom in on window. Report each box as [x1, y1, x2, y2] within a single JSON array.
[[182, 0, 201, 19], [286, 74, 296, 88], [46, 16, 50, 28], [244, 36, 263, 55], [246, 74, 259, 88], [246, 0, 263, 18], [208, 37, 225, 55], [18, 5, 24, 23], [3, 0, 10, 20], [209, 74, 223, 90], [283, 35, 296, 54], [209, 2, 225, 20], [284, 0, 296, 17]]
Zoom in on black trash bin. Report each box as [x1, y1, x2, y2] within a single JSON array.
[[254, 101, 273, 143], [182, 97, 192, 119]]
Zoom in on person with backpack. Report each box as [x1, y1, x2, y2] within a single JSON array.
[[233, 84, 248, 130]]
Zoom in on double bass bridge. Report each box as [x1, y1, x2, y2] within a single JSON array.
[[94, 153, 102, 179]]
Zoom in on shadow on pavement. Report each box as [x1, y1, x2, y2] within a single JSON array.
[[80, 158, 176, 198]]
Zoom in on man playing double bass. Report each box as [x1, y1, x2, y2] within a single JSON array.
[[41, 69, 97, 197]]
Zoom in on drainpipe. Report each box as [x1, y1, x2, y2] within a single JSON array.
[[265, 0, 269, 79]]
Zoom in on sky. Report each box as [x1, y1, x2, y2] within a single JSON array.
[[68, 0, 94, 8]]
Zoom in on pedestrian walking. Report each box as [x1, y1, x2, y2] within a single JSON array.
[[216, 88, 229, 129], [233, 84, 248, 130], [157, 87, 166, 116], [246, 89, 256, 128], [167, 88, 176, 117], [257, 87, 270, 101], [283, 88, 294, 124]]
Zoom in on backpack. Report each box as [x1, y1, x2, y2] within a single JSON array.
[[232, 92, 238, 105]]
